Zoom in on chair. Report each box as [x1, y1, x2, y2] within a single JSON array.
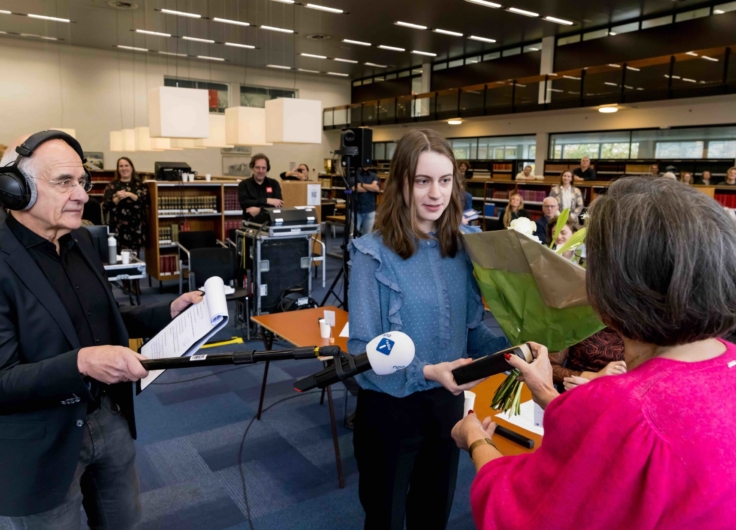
[[188, 246, 250, 340], [311, 236, 326, 288], [177, 230, 226, 294], [83, 196, 103, 225]]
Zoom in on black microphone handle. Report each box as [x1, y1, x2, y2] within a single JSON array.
[[294, 352, 370, 391]]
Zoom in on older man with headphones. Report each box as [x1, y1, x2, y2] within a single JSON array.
[[237, 153, 284, 223], [0, 131, 203, 529]]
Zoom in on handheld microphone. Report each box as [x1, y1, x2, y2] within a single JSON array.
[[452, 344, 532, 385], [294, 331, 415, 392]]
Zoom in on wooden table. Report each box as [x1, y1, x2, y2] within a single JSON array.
[[251, 306, 349, 488]]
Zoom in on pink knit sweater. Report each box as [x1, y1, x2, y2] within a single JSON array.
[[471, 339, 736, 529]]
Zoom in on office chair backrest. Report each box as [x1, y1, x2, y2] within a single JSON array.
[[189, 247, 237, 287], [178, 230, 218, 250]]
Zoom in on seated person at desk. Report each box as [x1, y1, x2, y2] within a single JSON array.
[[500, 193, 529, 228], [700, 170, 713, 185], [724, 167, 736, 186], [681, 172, 693, 185], [280, 163, 309, 181], [572, 156, 596, 182], [549, 170, 583, 222], [458, 160, 473, 179], [535, 197, 560, 244], [515, 165, 543, 181], [238, 154, 283, 222], [648, 163, 660, 177]]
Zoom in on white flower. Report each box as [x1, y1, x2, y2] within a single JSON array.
[[508, 217, 541, 243]]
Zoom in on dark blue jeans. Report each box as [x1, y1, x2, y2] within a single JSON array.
[[8, 395, 142, 530]]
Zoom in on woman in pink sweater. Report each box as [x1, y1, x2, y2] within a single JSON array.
[[452, 177, 736, 529]]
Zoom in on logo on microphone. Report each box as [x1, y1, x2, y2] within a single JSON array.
[[376, 338, 395, 356]]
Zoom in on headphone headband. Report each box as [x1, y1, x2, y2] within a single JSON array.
[[15, 130, 87, 164]]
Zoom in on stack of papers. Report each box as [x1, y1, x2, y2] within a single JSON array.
[[463, 209, 480, 222], [495, 400, 544, 436]]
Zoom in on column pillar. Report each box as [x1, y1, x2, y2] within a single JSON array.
[[538, 36, 555, 104]]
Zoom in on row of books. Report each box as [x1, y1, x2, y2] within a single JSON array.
[[224, 189, 240, 212], [159, 255, 179, 275], [492, 163, 513, 171], [517, 189, 547, 202], [224, 220, 242, 232], [714, 193, 736, 208], [158, 196, 218, 215]]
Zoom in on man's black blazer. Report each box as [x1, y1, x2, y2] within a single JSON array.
[[0, 221, 171, 517]]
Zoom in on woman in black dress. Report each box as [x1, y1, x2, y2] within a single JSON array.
[[103, 157, 149, 255]]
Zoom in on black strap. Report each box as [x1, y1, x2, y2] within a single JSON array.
[[15, 130, 87, 164]]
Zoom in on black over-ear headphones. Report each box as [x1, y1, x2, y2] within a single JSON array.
[[0, 130, 89, 211]]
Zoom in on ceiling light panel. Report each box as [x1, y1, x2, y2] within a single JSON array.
[[183, 36, 215, 43], [198, 56, 225, 61], [160, 8, 201, 18], [508, 7, 539, 17], [434, 28, 463, 36], [343, 39, 371, 46], [301, 53, 327, 59], [465, 0, 502, 7], [225, 42, 256, 49], [305, 4, 344, 13], [412, 50, 436, 56], [328, 72, 349, 76], [118, 45, 148, 52], [469, 35, 496, 43], [298, 68, 320, 73], [365, 62, 387, 68], [544, 16, 573, 25], [379, 45, 405, 51], [136, 29, 171, 37], [267, 64, 291, 69], [213, 18, 250, 26], [334, 58, 358, 63], [395, 21, 427, 30], [261, 25, 294, 33], [28, 13, 70, 23]]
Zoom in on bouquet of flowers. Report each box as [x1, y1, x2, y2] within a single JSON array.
[[463, 208, 602, 415]]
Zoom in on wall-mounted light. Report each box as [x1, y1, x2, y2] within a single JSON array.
[[598, 105, 618, 114], [448, 119, 463, 125]]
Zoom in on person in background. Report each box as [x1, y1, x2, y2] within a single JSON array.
[[535, 197, 560, 244], [349, 129, 509, 530], [500, 193, 529, 228], [724, 167, 736, 186], [648, 164, 660, 177], [458, 160, 473, 179], [681, 172, 693, 185], [238, 154, 283, 222], [572, 156, 596, 182], [545, 215, 581, 261], [515, 165, 543, 181], [700, 170, 713, 185], [549, 170, 584, 222], [451, 177, 736, 530], [102, 157, 149, 257], [354, 167, 380, 235], [662, 172, 677, 181], [280, 163, 309, 181]]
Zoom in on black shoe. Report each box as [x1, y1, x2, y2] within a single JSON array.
[[344, 411, 356, 430]]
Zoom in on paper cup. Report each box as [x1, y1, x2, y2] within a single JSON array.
[[463, 391, 476, 417], [319, 319, 331, 339], [205, 174, 212, 182], [121, 250, 131, 265]]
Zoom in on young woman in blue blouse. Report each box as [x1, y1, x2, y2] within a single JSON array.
[[348, 129, 510, 530]]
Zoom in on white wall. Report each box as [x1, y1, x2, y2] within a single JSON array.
[[0, 38, 351, 178]]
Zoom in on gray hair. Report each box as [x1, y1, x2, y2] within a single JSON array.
[[586, 177, 736, 346], [662, 172, 677, 180]]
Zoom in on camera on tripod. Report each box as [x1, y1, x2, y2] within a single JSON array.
[[339, 128, 373, 169]]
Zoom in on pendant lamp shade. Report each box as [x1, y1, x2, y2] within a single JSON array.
[[109, 131, 123, 151], [134, 127, 164, 152], [122, 129, 137, 152], [50, 128, 77, 138], [170, 138, 205, 149], [265, 98, 322, 144], [148, 86, 209, 139], [195, 114, 233, 148], [150, 136, 171, 151], [225, 107, 272, 146]]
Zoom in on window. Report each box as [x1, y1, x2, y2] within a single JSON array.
[[412, 68, 423, 76], [385, 73, 397, 80], [675, 8, 710, 22], [550, 131, 632, 159], [483, 52, 500, 61], [398, 70, 411, 78], [352, 80, 362, 87], [610, 21, 639, 34], [641, 15, 672, 29], [557, 34, 581, 46], [655, 141, 704, 158], [451, 139, 477, 160], [374, 76, 385, 82], [708, 141, 736, 158], [449, 59, 464, 68], [476, 135, 536, 160], [524, 43, 542, 53], [240, 85, 296, 108], [466, 56, 481, 64], [714, 1, 736, 13], [503, 47, 521, 57], [600, 143, 631, 158], [583, 29, 609, 41], [164, 77, 228, 113], [363, 79, 373, 85], [433, 62, 448, 71]]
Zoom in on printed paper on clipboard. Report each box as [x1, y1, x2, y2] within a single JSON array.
[[137, 276, 229, 393]]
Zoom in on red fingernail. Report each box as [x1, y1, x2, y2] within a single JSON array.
[[504, 353, 511, 360], [468, 409, 474, 414]]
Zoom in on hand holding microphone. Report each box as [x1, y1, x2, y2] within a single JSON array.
[[424, 358, 485, 396]]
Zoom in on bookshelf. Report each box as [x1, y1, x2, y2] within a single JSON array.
[[543, 159, 735, 182]]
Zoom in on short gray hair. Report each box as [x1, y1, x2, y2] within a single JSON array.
[[662, 172, 677, 180], [586, 177, 736, 346]]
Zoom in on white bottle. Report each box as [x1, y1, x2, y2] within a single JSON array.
[[108, 234, 117, 264]]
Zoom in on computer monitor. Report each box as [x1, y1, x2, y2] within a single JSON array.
[[83, 225, 110, 263], [154, 161, 191, 181]]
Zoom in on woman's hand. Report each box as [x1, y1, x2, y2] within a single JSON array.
[[563, 375, 590, 391], [506, 342, 559, 409], [423, 358, 487, 395], [452, 412, 497, 451], [597, 360, 627, 377]]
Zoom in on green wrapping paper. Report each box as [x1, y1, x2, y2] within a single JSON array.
[[463, 229, 604, 353]]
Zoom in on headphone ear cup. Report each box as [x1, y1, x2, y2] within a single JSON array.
[[0, 171, 33, 211]]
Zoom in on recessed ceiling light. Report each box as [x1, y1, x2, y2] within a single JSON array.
[[117, 45, 149, 52], [608, 63, 620, 67], [272, 0, 296, 3], [261, 25, 294, 33], [714, 9, 725, 13], [267, 64, 292, 69], [159, 51, 188, 57], [508, 7, 539, 17], [213, 17, 250, 27], [298, 68, 320, 73], [305, 3, 344, 13], [563, 75, 580, 80], [469, 35, 496, 43], [434, 28, 463, 36], [198, 55, 225, 61], [448, 119, 463, 125], [682, 78, 697, 83], [136, 29, 171, 37], [328, 72, 349, 76], [412, 50, 436, 56], [334, 58, 358, 63], [183, 36, 215, 43], [544, 16, 573, 25], [609, 31, 617, 36], [702, 55, 718, 62], [604, 82, 618, 86], [626, 66, 640, 71], [395, 21, 427, 30], [160, 8, 201, 18], [465, 0, 502, 8], [686, 51, 698, 56], [379, 45, 405, 52], [301, 53, 327, 59], [365, 62, 387, 68], [225, 42, 256, 49], [0, 10, 10, 15], [343, 39, 371, 46], [598, 106, 618, 113], [28, 13, 70, 23]]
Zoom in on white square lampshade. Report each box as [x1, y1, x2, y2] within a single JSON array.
[[122, 129, 136, 152], [170, 138, 205, 149], [50, 128, 76, 138], [148, 86, 209, 139], [150, 136, 171, 151], [109, 131, 123, 151], [265, 98, 322, 144], [225, 107, 272, 146], [134, 127, 164, 152], [195, 114, 233, 148]]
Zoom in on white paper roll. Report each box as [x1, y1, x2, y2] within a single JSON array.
[[463, 391, 476, 417]]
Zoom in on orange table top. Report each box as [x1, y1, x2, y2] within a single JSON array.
[[251, 306, 348, 351]]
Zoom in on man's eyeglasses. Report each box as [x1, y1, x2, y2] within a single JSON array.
[[39, 175, 93, 193]]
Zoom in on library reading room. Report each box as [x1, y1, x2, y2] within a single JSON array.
[[1, 1, 736, 529]]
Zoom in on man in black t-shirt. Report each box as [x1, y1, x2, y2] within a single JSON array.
[[353, 168, 380, 235], [238, 153, 284, 222], [573, 156, 597, 182]]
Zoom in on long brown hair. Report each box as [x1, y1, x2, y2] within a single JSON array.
[[114, 156, 139, 182], [376, 129, 464, 259], [502, 193, 525, 228]]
